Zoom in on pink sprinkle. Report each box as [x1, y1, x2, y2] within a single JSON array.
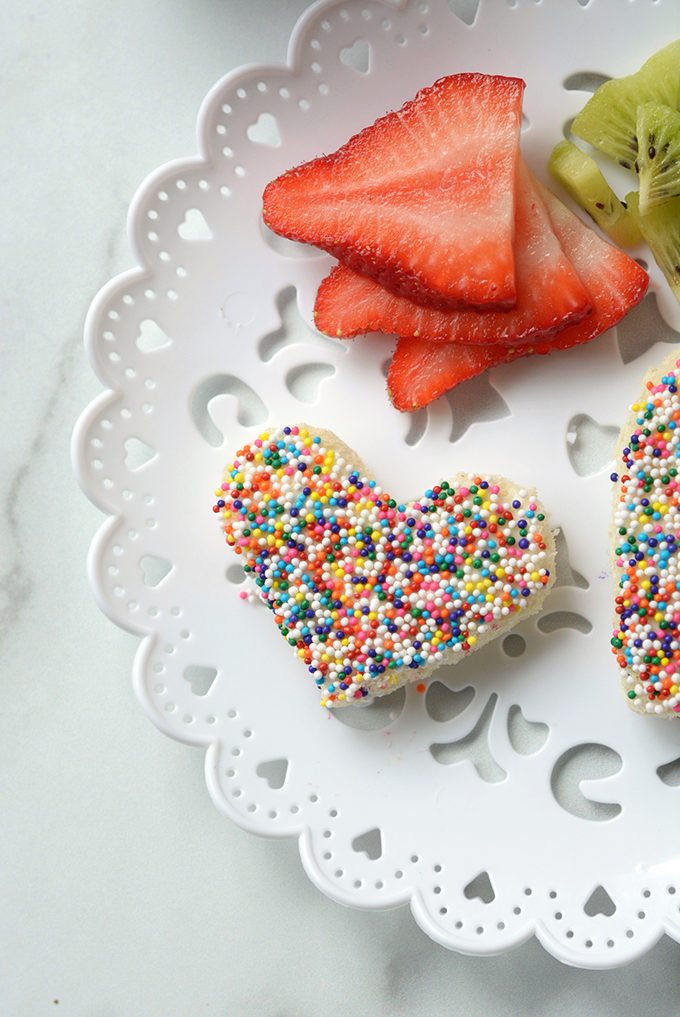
[[254, 439, 263, 447], [239, 591, 248, 600], [460, 487, 470, 497], [484, 613, 493, 622], [654, 525, 663, 533], [285, 467, 294, 475], [529, 503, 536, 511], [291, 426, 299, 435], [387, 509, 395, 519], [357, 654, 368, 663], [398, 513, 406, 522], [221, 483, 229, 491], [490, 486, 500, 494]]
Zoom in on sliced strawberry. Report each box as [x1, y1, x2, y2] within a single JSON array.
[[388, 185, 649, 411], [314, 159, 592, 345], [263, 73, 524, 312]]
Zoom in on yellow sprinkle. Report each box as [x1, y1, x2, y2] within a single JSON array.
[[467, 636, 477, 645]]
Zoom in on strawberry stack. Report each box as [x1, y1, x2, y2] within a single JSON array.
[[262, 73, 649, 411]]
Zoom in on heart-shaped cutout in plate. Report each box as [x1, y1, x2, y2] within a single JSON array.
[[214, 425, 556, 707]]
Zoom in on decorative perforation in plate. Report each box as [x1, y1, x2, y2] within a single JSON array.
[[73, 0, 680, 968]]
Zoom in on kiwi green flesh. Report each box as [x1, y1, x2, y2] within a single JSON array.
[[571, 38, 680, 169], [548, 140, 642, 247], [627, 189, 680, 300], [636, 102, 680, 215]]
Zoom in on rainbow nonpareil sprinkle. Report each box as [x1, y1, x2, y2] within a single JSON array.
[[214, 426, 552, 707], [611, 359, 680, 716]]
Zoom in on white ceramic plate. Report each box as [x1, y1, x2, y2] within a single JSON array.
[[73, 0, 680, 967]]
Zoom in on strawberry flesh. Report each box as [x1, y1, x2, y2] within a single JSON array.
[[388, 184, 649, 411], [314, 159, 593, 345], [263, 73, 525, 312]]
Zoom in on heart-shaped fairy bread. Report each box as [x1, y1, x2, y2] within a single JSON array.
[[611, 349, 680, 718], [215, 426, 557, 707]]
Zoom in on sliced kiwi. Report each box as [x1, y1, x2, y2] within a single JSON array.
[[548, 140, 642, 247], [626, 189, 680, 301], [636, 102, 680, 215], [571, 38, 680, 170]]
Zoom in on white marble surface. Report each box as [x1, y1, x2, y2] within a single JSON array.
[[1, 1, 679, 1014]]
